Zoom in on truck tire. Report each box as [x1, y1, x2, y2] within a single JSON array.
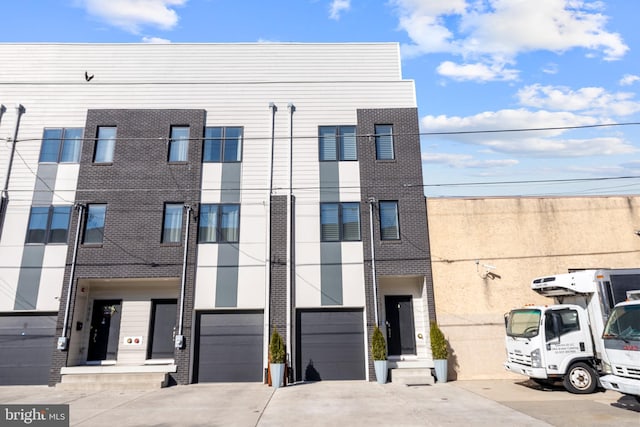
[[563, 362, 597, 394]]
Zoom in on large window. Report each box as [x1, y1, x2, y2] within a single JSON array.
[[379, 201, 400, 240], [162, 203, 184, 243], [94, 127, 116, 163], [198, 204, 240, 243], [203, 127, 243, 162], [319, 126, 357, 161], [84, 204, 107, 244], [375, 124, 394, 160], [320, 202, 360, 241], [39, 128, 83, 163], [25, 205, 72, 244], [168, 126, 189, 162]]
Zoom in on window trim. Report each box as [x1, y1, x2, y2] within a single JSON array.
[[318, 125, 357, 162], [379, 201, 400, 241], [198, 203, 241, 243], [83, 204, 107, 245], [25, 205, 72, 245], [168, 126, 190, 163], [162, 203, 185, 244], [203, 126, 243, 163], [320, 202, 361, 242], [375, 124, 395, 161], [39, 128, 84, 164], [94, 126, 117, 164]]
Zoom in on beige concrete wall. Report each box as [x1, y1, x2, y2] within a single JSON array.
[[426, 196, 640, 379]]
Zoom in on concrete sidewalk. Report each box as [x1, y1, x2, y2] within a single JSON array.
[[0, 380, 637, 426]]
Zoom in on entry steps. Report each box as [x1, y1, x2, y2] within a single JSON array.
[[389, 360, 435, 386], [57, 365, 176, 391]]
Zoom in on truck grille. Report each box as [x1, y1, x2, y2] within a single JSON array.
[[508, 351, 531, 367], [613, 365, 640, 379]]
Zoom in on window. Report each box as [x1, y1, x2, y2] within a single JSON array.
[[25, 205, 72, 244], [320, 202, 360, 241], [39, 128, 83, 163], [319, 126, 357, 161], [162, 203, 184, 243], [94, 127, 116, 163], [203, 127, 243, 162], [168, 126, 189, 162], [198, 204, 240, 243], [375, 124, 394, 160], [379, 201, 400, 240], [84, 204, 107, 244]]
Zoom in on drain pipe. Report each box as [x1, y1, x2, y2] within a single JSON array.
[[368, 197, 379, 326], [265, 103, 278, 375], [175, 204, 192, 349], [287, 103, 295, 382], [1, 105, 25, 238], [58, 203, 85, 351]]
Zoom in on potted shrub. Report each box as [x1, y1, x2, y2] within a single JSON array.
[[371, 325, 388, 384], [430, 321, 449, 383], [269, 327, 286, 389]]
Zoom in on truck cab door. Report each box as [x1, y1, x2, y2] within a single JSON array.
[[543, 308, 591, 373]]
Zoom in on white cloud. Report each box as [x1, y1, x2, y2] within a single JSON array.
[[392, 0, 628, 80], [517, 84, 640, 116], [542, 63, 559, 75], [619, 74, 640, 86], [421, 108, 637, 158], [422, 153, 518, 168], [79, 0, 187, 33], [329, 0, 351, 20], [142, 36, 171, 43], [436, 61, 518, 82]]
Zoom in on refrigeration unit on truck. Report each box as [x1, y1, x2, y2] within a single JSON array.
[[599, 292, 640, 401], [504, 269, 640, 394]]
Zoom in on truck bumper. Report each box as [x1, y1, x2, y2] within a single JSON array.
[[504, 362, 547, 379], [600, 374, 640, 397]]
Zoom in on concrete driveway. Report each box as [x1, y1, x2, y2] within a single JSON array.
[[1, 380, 638, 426]]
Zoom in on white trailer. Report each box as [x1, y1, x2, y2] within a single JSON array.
[[504, 269, 640, 393], [599, 292, 640, 401]]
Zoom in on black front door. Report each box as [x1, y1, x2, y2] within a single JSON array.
[[385, 295, 416, 356], [87, 299, 122, 361], [147, 299, 178, 359]]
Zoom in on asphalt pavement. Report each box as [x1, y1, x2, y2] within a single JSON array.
[[1, 379, 638, 426]]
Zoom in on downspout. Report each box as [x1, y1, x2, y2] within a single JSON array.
[[58, 203, 85, 351], [0, 104, 25, 239], [175, 204, 192, 349], [368, 198, 379, 326], [287, 103, 296, 382], [266, 103, 277, 370]]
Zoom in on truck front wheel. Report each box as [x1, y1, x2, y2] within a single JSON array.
[[563, 362, 597, 394]]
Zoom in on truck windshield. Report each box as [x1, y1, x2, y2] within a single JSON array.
[[507, 309, 541, 338], [603, 305, 640, 341]]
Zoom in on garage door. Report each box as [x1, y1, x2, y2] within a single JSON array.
[[195, 311, 263, 382], [0, 314, 56, 385], [296, 309, 365, 381]]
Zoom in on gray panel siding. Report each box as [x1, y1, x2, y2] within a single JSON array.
[[32, 164, 57, 206], [319, 162, 340, 203], [0, 314, 56, 385], [220, 163, 241, 203], [215, 245, 240, 308], [14, 246, 46, 310], [320, 243, 343, 305]]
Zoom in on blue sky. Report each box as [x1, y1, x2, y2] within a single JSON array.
[[4, 0, 640, 197]]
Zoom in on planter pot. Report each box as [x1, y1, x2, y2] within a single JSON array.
[[270, 363, 285, 389], [434, 359, 448, 383], [374, 360, 388, 384]]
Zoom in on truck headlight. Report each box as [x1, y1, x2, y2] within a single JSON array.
[[602, 361, 612, 374], [531, 349, 542, 368]]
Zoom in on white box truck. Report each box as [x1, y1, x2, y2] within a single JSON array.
[[599, 292, 640, 401], [504, 269, 640, 394]]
